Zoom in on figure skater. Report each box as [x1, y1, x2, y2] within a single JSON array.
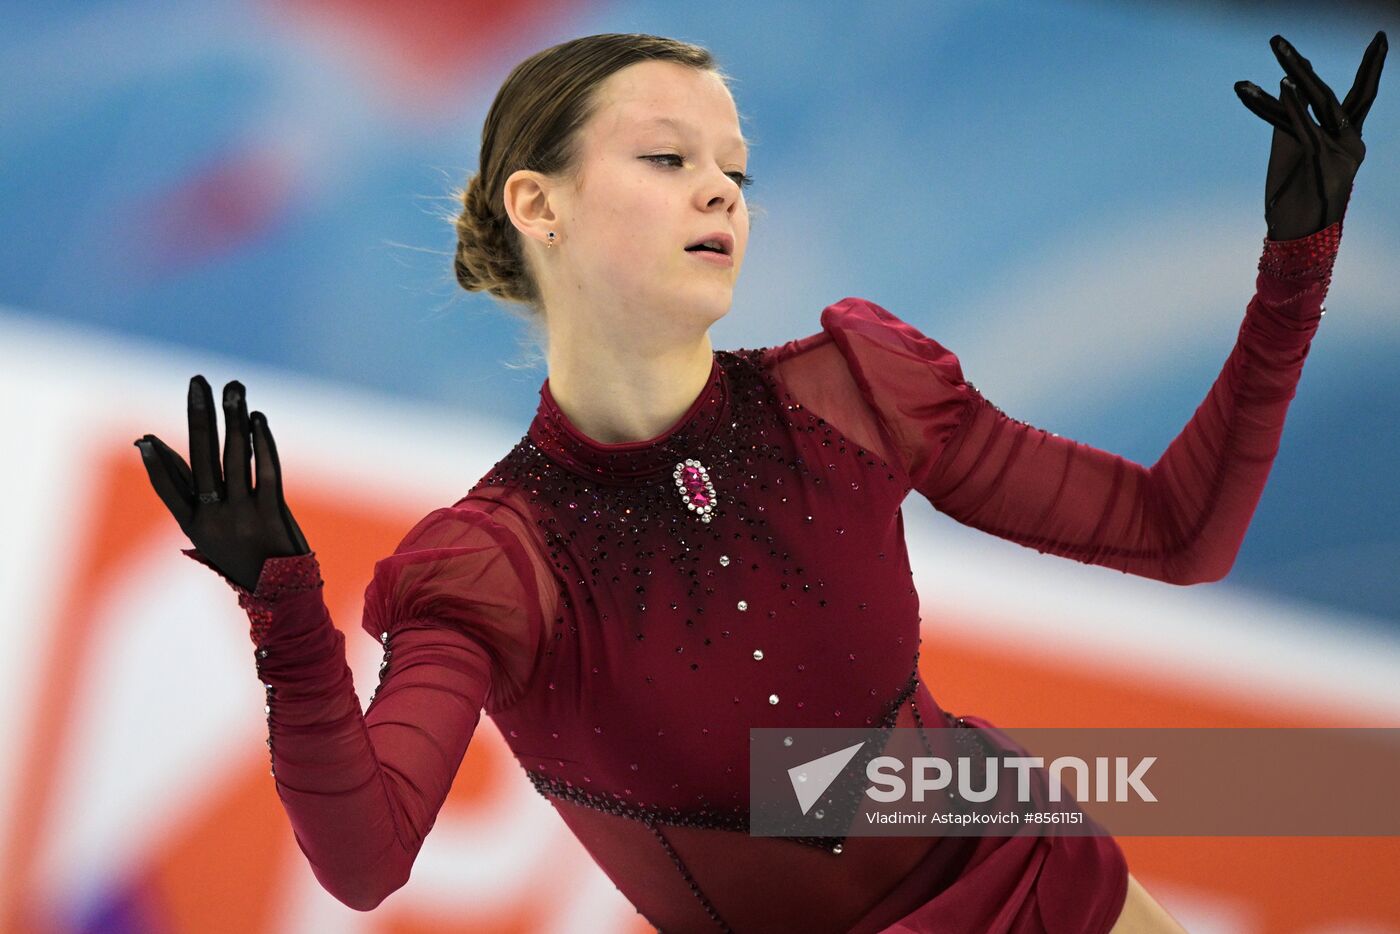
[[134, 30, 1386, 933]]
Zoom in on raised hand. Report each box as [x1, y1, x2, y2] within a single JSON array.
[[134, 376, 310, 592], [1235, 31, 1387, 241]]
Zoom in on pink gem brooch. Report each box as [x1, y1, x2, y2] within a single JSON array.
[[674, 458, 717, 523]]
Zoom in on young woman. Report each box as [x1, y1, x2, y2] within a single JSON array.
[[134, 30, 1386, 933]]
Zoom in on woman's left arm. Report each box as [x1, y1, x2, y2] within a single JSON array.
[[919, 32, 1387, 583], [810, 35, 1386, 582], [918, 221, 1338, 584]]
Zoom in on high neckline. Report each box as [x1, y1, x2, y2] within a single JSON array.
[[528, 354, 732, 484]]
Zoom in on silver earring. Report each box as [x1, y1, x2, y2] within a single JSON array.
[[547, 231, 556, 248]]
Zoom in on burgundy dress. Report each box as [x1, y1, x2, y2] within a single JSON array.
[[184, 220, 1342, 933]]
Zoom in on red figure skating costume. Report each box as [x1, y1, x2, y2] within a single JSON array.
[[185, 220, 1341, 932]]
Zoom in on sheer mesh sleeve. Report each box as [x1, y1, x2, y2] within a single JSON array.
[[179, 499, 549, 910], [806, 220, 1342, 585]]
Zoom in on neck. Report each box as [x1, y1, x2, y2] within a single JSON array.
[[546, 336, 716, 446]]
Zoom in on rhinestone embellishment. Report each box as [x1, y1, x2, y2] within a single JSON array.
[[673, 458, 717, 523], [369, 629, 392, 705]]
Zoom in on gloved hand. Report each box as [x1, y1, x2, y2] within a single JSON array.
[[1234, 32, 1387, 241], [134, 376, 310, 592]]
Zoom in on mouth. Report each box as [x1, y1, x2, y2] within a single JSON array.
[[684, 232, 734, 256]]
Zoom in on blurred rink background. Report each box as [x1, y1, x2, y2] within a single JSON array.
[[2, 0, 1399, 931]]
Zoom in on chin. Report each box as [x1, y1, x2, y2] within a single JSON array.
[[702, 296, 735, 326], [678, 289, 734, 326]]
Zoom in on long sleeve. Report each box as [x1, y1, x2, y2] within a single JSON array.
[[817, 220, 1343, 585], [180, 500, 549, 910]]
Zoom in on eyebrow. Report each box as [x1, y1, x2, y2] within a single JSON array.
[[635, 116, 749, 156]]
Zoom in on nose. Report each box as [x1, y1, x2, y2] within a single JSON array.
[[698, 166, 741, 208]]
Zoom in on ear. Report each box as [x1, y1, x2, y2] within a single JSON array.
[[503, 168, 565, 245]]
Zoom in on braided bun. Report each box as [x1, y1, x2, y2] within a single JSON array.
[[453, 171, 537, 307]]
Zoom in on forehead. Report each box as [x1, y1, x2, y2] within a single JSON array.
[[597, 62, 747, 153]]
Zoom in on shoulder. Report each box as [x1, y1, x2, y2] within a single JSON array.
[[387, 496, 520, 556], [758, 296, 963, 381], [821, 297, 961, 371], [365, 496, 541, 618], [390, 495, 550, 598]]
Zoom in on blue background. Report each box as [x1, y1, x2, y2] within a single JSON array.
[[4, 0, 1396, 625]]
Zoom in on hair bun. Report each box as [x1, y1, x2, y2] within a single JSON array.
[[454, 171, 524, 299]]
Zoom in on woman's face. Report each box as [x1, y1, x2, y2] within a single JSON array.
[[514, 60, 751, 337]]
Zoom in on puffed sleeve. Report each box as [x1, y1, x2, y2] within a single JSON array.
[[810, 220, 1342, 584], [360, 501, 549, 714], [179, 498, 550, 910]]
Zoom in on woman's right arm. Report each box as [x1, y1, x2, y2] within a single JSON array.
[[182, 503, 545, 911], [135, 377, 546, 910]]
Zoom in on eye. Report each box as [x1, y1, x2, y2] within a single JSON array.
[[643, 154, 754, 190]]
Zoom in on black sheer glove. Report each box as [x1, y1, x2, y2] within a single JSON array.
[[134, 376, 310, 592], [1235, 32, 1387, 241]]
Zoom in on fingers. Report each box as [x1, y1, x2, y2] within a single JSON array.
[[1234, 80, 1297, 138], [222, 381, 252, 502], [249, 410, 310, 555], [133, 434, 195, 528], [1341, 30, 1388, 129], [187, 375, 224, 501], [1280, 78, 1323, 156], [146, 433, 196, 492], [1271, 35, 1348, 132], [250, 410, 286, 507]]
